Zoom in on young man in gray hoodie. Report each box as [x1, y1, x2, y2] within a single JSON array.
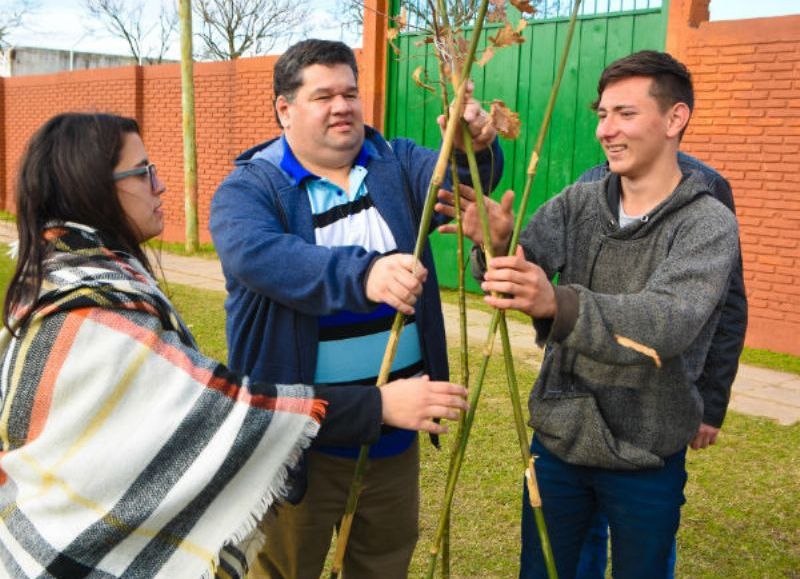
[[436, 51, 739, 578]]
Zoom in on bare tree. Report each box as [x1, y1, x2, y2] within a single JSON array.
[[0, 0, 38, 46], [193, 0, 310, 60], [85, 0, 178, 64], [154, 2, 179, 62], [392, 0, 482, 32], [336, 0, 364, 30]]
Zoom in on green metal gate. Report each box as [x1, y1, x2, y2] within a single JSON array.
[[385, 0, 669, 289]]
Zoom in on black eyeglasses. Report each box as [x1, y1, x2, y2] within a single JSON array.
[[113, 163, 159, 191]]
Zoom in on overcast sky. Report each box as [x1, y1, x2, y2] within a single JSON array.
[[5, 0, 360, 60], [4, 0, 799, 60]]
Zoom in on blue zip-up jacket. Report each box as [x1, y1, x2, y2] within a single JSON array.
[[210, 126, 503, 388]]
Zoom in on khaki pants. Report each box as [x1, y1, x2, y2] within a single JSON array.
[[250, 440, 420, 579]]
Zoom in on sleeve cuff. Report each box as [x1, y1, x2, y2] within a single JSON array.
[[701, 411, 725, 429], [313, 386, 382, 446], [362, 251, 397, 307], [550, 285, 579, 343]]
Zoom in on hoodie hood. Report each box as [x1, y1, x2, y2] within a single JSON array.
[[600, 170, 712, 240]]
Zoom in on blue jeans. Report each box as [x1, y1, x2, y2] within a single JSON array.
[[576, 513, 677, 578], [519, 436, 686, 579]]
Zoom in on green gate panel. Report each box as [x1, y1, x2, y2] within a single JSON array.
[[385, 3, 668, 290]]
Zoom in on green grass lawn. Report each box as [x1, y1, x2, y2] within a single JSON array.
[[146, 238, 219, 259], [0, 247, 15, 305], [167, 280, 800, 578], [741, 347, 800, 376], [0, 247, 798, 576]]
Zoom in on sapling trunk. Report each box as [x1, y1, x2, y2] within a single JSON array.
[[443, 157, 466, 579], [427, 121, 555, 577], [328, 2, 492, 575], [433, 8, 471, 576], [426, 1, 583, 577]]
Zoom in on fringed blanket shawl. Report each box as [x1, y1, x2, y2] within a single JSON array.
[[0, 223, 324, 578]]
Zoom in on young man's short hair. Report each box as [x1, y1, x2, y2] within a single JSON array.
[[591, 50, 694, 114]]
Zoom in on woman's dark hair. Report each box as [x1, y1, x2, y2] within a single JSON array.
[[3, 112, 153, 333]]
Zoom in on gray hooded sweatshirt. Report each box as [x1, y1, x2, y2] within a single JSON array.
[[509, 171, 739, 470]]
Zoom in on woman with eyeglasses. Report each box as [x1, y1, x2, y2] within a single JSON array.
[[0, 113, 467, 578]]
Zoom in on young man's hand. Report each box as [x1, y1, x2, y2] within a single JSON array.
[[435, 184, 515, 258], [365, 254, 427, 315], [481, 246, 557, 318], [690, 423, 720, 450]]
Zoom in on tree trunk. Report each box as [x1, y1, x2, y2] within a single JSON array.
[[180, 0, 199, 251]]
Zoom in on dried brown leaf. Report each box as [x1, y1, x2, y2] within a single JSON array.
[[455, 33, 469, 54], [488, 0, 507, 23], [489, 100, 522, 140], [489, 21, 526, 48], [477, 46, 495, 67], [510, 0, 535, 14], [443, 32, 469, 80], [387, 6, 406, 52], [393, 7, 408, 31], [412, 66, 437, 94]]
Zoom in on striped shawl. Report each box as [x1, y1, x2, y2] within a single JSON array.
[[0, 223, 324, 578]]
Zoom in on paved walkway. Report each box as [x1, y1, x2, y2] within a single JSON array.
[[1, 221, 798, 425]]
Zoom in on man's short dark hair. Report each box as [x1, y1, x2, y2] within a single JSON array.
[[274, 39, 359, 104], [591, 50, 694, 114]]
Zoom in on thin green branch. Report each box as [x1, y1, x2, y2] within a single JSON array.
[[432, 7, 470, 575], [426, 1, 583, 577], [328, 2, 492, 575]]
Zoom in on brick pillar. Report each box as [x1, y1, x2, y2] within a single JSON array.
[[666, 0, 711, 58], [362, 0, 388, 130], [687, 0, 710, 27]]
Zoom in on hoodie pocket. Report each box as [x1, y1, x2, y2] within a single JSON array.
[[529, 380, 664, 471]]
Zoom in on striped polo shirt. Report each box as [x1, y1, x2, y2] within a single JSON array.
[[279, 137, 423, 459]]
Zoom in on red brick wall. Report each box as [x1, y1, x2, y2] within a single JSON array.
[[0, 50, 367, 243], [0, 79, 5, 211], [1, 66, 141, 212], [1, 7, 798, 357], [667, 0, 800, 355]]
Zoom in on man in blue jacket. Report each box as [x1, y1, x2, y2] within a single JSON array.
[[210, 39, 502, 579]]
